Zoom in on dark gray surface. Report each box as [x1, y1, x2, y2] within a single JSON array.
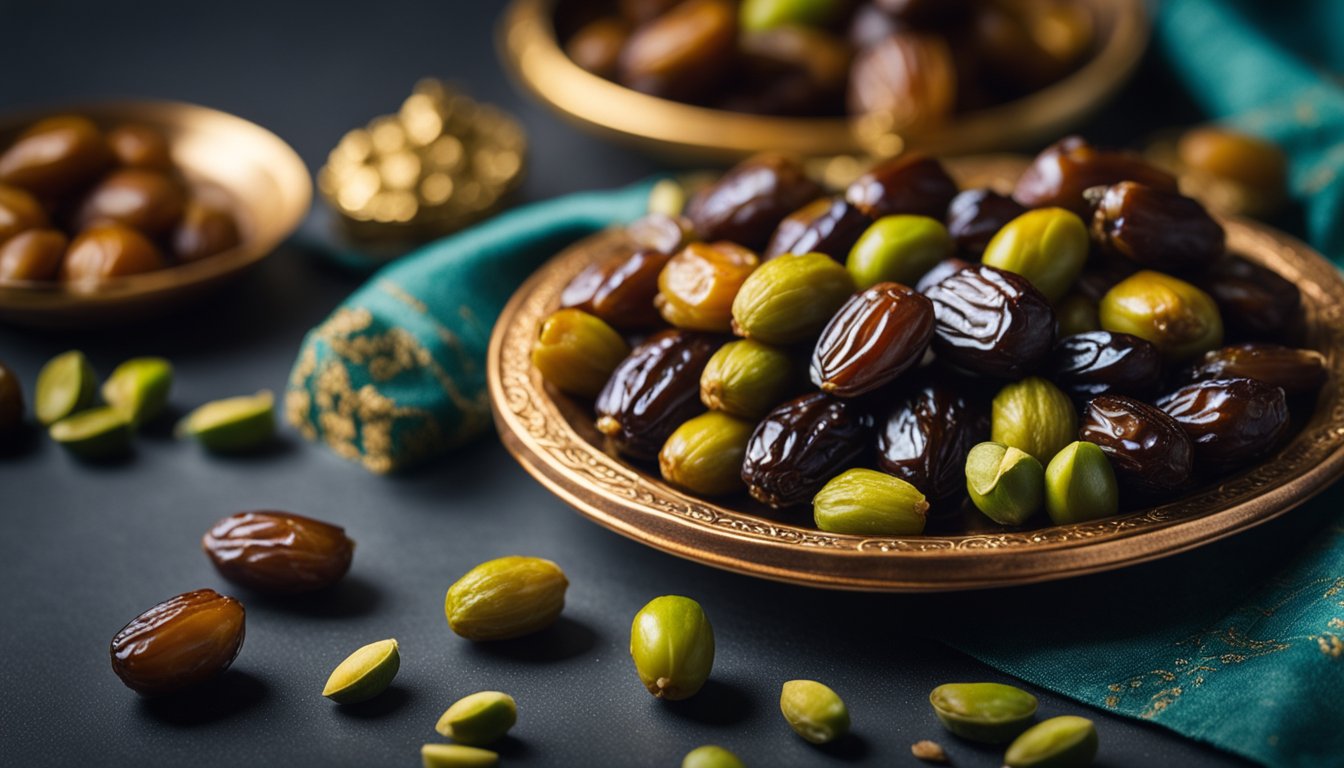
[[0, 1, 1277, 766]]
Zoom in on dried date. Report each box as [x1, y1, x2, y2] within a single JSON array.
[[595, 330, 718, 459], [1156, 377, 1289, 472], [877, 383, 987, 501], [810, 282, 935, 397], [685, 153, 822, 249], [945, 188, 1026, 258], [203, 511, 355, 594], [764, 196, 871, 261], [1047, 331, 1163, 401], [1197, 256, 1302, 340], [1013, 136, 1178, 214], [742, 392, 874, 508], [1090, 182, 1225, 272], [924, 263, 1056, 378], [110, 589, 246, 696], [1183, 343, 1326, 397], [1079, 394, 1193, 494], [915, 257, 973, 294], [845, 152, 959, 220], [561, 247, 671, 330]]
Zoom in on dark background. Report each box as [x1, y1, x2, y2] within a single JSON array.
[[0, 1, 1308, 766]]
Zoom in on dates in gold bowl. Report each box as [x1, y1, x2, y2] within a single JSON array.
[[923, 263, 1055, 378], [596, 330, 719, 459], [110, 589, 246, 696]]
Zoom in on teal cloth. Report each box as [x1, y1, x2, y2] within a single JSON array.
[[285, 182, 653, 472], [950, 3, 1344, 766]]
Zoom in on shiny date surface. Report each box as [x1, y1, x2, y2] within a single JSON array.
[[202, 511, 355, 594], [742, 392, 873, 508], [686, 153, 822, 249], [810, 282, 934, 397], [1079, 394, 1193, 494], [924, 263, 1056, 378], [109, 589, 246, 696], [595, 330, 718, 459], [877, 382, 987, 502], [1047, 331, 1163, 401], [1156, 377, 1290, 472]]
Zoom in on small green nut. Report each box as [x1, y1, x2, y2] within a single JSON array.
[[991, 377, 1077, 464], [49, 406, 132, 460], [1045, 441, 1119, 525], [682, 745, 745, 768], [630, 595, 714, 701], [700, 338, 795, 419], [659, 411, 754, 496], [846, 214, 951, 290], [1004, 715, 1098, 768], [445, 556, 568, 641], [741, 0, 840, 31], [420, 743, 499, 768], [965, 442, 1045, 526], [176, 391, 275, 453], [323, 638, 400, 704], [929, 682, 1039, 744], [35, 349, 96, 425], [780, 679, 849, 745], [102, 357, 172, 426], [435, 691, 517, 746], [731, 251, 855, 345], [1100, 270, 1223, 360], [982, 208, 1089, 302], [648, 178, 687, 217], [532, 308, 631, 398], [1056, 293, 1099, 337], [813, 468, 928, 535]]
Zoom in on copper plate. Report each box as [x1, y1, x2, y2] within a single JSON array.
[[0, 101, 311, 327], [488, 160, 1344, 592], [498, 0, 1148, 163]]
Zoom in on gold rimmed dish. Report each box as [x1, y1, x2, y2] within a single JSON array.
[[488, 157, 1344, 592], [498, 0, 1149, 163], [0, 101, 311, 327]]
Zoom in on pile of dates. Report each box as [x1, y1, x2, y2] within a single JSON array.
[[559, 0, 1093, 122], [531, 136, 1327, 535]]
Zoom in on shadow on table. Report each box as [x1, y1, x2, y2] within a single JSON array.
[[244, 574, 383, 620], [660, 678, 755, 728], [138, 670, 269, 726], [331, 684, 412, 719], [466, 616, 599, 664]]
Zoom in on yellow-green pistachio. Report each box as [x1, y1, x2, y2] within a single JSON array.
[[731, 251, 855, 345], [741, 0, 842, 31], [700, 338, 795, 419], [435, 691, 517, 746], [49, 406, 132, 460], [1044, 441, 1119, 525], [780, 679, 849, 745], [102, 357, 172, 426], [532, 308, 631, 398], [991, 377, 1078, 464], [1003, 715, 1098, 768], [846, 214, 951, 290], [813, 468, 928, 535], [1099, 270, 1223, 360], [176, 391, 275, 453], [323, 638, 400, 704], [965, 442, 1045, 526], [35, 349, 96, 425], [630, 595, 715, 700], [420, 743, 500, 768], [445, 556, 568, 641], [682, 744, 746, 768], [648, 178, 688, 218], [929, 682, 1038, 744], [659, 411, 755, 496], [981, 208, 1088, 302]]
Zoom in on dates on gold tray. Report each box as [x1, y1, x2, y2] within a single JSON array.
[[1013, 136, 1178, 214], [1156, 378, 1290, 473], [203, 511, 356, 595], [1079, 394, 1193, 495], [562, 247, 672, 330], [1046, 331, 1163, 401], [810, 282, 934, 398], [1090, 182, 1225, 273], [596, 330, 719, 459], [742, 392, 873, 508], [924, 263, 1056, 378], [1183, 343, 1327, 397], [877, 383, 987, 502]]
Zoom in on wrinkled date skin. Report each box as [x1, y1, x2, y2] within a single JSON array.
[[1047, 331, 1163, 401], [202, 511, 355, 595], [561, 247, 672, 330], [1184, 343, 1327, 397], [1197, 256, 1302, 340], [811, 282, 935, 397], [686, 153, 822, 249], [845, 152, 959, 220], [742, 392, 874, 508], [1156, 377, 1290, 472], [110, 589, 245, 696], [915, 257, 973, 294], [764, 197, 871, 261], [1080, 394, 1193, 494], [1012, 136, 1178, 214], [924, 264, 1056, 378], [595, 330, 719, 459], [1090, 182, 1225, 273], [877, 383, 987, 502], [945, 188, 1026, 258]]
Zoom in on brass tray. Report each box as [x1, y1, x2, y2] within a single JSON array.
[[499, 0, 1148, 163], [488, 162, 1344, 592], [0, 101, 311, 327]]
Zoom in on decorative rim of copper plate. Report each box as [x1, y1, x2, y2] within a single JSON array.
[[487, 184, 1344, 593]]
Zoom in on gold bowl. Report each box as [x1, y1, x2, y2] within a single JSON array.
[[488, 158, 1344, 592], [499, 0, 1149, 163], [0, 101, 312, 327]]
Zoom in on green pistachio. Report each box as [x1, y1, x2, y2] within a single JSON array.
[[648, 178, 688, 218], [102, 357, 172, 426], [445, 556, 568, 641], [1003, 715, 1099, 768], [176, 391, 275, 453], [49, 406, 132, 460], [731, 252, 855, 345], [741, 0, 841, 31], [1055, 293, 1099, 337], [682, 745, 746, 768], [532, 308, 631, 398], [630, 595, 715, 701], [982, 208, 1089, 302], [1099, 270, 1223, 360], [846, 214, 951, 290], [700, 338, 795, 419], [323, 638, 400, 704], [435, 691, 517, 746], [813, 468, 928, 535], [991, 377, 1078, 464], [929, 682, 1038, 744], [1044, 441, 1119, 525], [965, 442, 1045, 526], [780, 679, 849, 745], [420, 744, 499, 768], [659, 411, 754, 496], [35, 349, 96, 425]]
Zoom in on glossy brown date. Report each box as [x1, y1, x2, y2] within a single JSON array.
[[202, 511, 355, 595], [0, 115, 111, 196], [945, 188, 1026, 258], [1183, 343, 1326, 397], [1079, 394, 1193, 494], [567, 17, 631, 79], [626, 212, 692, 255], [764, 196, 871, 261], [877, 382, 987, 502], [618, 0, 737, 102], [742, 392, 874, 508], [0, 228, 67, 283], [0, 183, 49, 242], [173, 201, 242, 261], [74, 168, 186, 237], [106, 123, 174, 171], [1156, 377, 1290, 472], [811, 282, 934, 397], [845, 152, 959, 220], [561, 247, 672, 330], [1090, 182, 1225, 273], [109, 589, 245, 696], [595, 330, 718, 459], [732, 26, 850, 117], [914, 256, 973, 294], [686, 153, 822, 250], [1046, 331, 1163, 401], [1012, 136, 1178, 214], [61, 223, 166, 283], [924, 263, 1056, 378], [1197, 256, 1302, 340], [847, 32, 956, 129]]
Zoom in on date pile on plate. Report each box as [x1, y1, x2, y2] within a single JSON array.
[[531, 136, 1327, 536]]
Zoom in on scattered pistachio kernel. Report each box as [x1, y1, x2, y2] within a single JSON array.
[[176, 390, 275, 453], [965, 442, 1045, 526], [323, 638, 400, 704], [682, 744, 746, 768], [1003, 715, 1098, 768], [420, 743, 500, 768], [929, 682, 1038, 744], [49, 406, 132, 460], [435, 691, 517, 746], [780, 679, 849, 745], [630, 595, 715, 700], [102, 357, 172, 426], [35, 349, 96, 425], [445, 556, 568, 641]]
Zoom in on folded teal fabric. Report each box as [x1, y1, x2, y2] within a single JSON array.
[[286, 182, 653, 472]]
